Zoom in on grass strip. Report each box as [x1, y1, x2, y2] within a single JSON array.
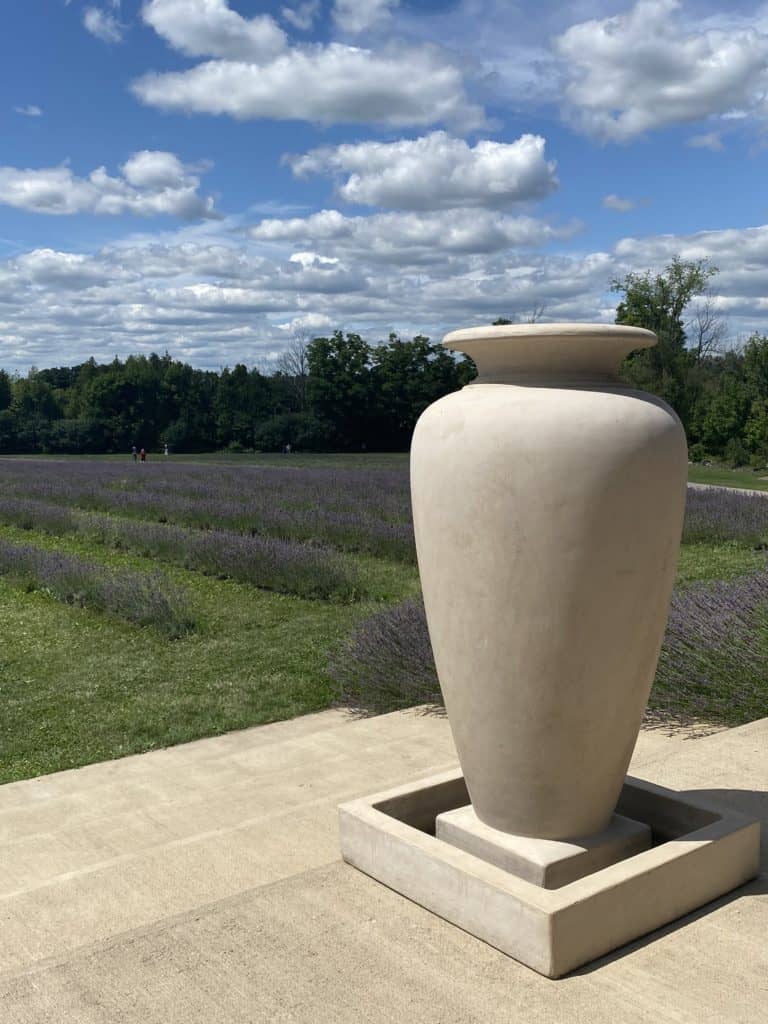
[[0, 537, 194, 638], [0, 496, 364, 601], [330, 560, 768, 728]]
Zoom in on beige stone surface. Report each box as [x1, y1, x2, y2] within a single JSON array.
[[0, 709, 766, 1020], [341, 771, 759, 977], [412, 324, 689, 838], [435, 806, 652, 887]]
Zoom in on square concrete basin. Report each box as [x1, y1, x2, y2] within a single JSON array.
[[338, 770, 760, 978]]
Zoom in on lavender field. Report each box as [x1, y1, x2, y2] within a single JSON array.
[[0, 454, 417, 783], [335, 485, 768, 727], [0, 458, 414, 561], [1, 458, 766, 784]]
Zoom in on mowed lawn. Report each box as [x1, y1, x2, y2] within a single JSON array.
[[0, 452, 765, 784], [0, 454, 418, 783], [0, 526, 418, 783]]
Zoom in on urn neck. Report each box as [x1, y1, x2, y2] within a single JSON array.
[[443, 323, 657, 386]]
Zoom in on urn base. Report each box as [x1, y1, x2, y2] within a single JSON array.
[[435, 806, 651, 889], [338, 770, 760, 979]]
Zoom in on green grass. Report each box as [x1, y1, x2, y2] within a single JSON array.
[[0, 521, 418, 784], [688, 463, 768, 491], [0, 451, 411, 470], [3, 452, 768, 785], [675, 542, 767, 586]]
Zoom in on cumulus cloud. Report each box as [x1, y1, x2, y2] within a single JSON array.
[[6, 218, 768, 372], [9, 249, 113, 287], [288, 132, 558, 210], [556, 0, 768, 140], [0, 151, 218, 219], [281, 1, 320, 32], [83, 6, 124, 43], [333, 0, 398, 34], [141, 0, 286, 61], [687, 132, 725, 151], [250, 207, 577, 263], [0, 235, 606, 372], [132, 42, 485, 129], [614, 223, 768, 303], [278, 312, 334, 333], [602, 195, 635, 212], [14, 105, 42, 117]]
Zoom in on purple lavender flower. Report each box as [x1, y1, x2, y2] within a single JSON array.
[[0, 537, 194, 638]]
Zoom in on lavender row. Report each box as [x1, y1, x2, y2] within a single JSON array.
[[331, 575, 768, 726], [79, 488, 415, 562], [683, 486, 768, 545], [0, 458, 411, 519], [0, 538, 194, 638], [653, 572, 768, 724], [330, 596, 441, 713], [0, 459, 415, 561], [0, 496, 363, 601], [87, 516, 362, 601]]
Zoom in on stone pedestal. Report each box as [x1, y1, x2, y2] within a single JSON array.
[[339, 322, 760, 977], [436, 806, 651, 889], [339, 770, 760, 978]]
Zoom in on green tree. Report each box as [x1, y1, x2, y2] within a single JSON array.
[[9, 372, 64, 451], [307, 331, 373, 448], [370, 333, 475, 449], [0, 369, 12, 411], [214, 365, 272, 449], [697, 371, 749, 455], [744, 397, 768, 461], [612, 256, 717, 427], [742, 333, 768, 397]]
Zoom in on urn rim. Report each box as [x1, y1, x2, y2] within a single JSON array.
[[442, 322, 657, 383], [443, 322, 656, 346]]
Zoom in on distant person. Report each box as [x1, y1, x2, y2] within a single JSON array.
[[163, 443, 169, 457], [140, 448, 146, 463], [285, 442, 292, 455], [131, 445, 137, 462]]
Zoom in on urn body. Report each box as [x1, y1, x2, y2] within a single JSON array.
[[410, 324, 687, 839]]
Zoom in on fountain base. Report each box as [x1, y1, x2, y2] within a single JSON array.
[[338, 769, 759, 978]]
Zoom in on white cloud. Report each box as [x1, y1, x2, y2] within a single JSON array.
[[141, 0, 286, 61], [288, 251, 339, 268], [14, 105, 42, 117], [250, 207, 576, 263], [281, 1, 319, 32], [278, 312, 334, 333], [556, 0, 768, 140], [687, 132, 725, 151], [602, 195, 635, 212], [122, 150, 197, 189], [614, 223, 768, 303], [83, 6, 124, 43], [333, 0, 399, 34], [0, 151, 218, 220], [11, 249, 113, 287], [133, 42, 485, 128], [6, 218, 768, 373], [288, 132, 558, 210]]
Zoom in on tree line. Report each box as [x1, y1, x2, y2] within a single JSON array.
[[612, 257, 768, 467], [0, 333, 475, 454], [2, 258, 768, 461]]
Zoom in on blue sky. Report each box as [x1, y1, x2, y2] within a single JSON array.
[[2, 0, 768, 371]]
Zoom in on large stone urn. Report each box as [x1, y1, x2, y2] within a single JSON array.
[[410, 323, 688, 840]]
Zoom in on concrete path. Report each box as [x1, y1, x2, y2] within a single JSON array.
[[0, 709, 765, 1022], [688, 481, 768, 498]]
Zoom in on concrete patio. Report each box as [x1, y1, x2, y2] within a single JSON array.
[[1, 709, 765, 1022]]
